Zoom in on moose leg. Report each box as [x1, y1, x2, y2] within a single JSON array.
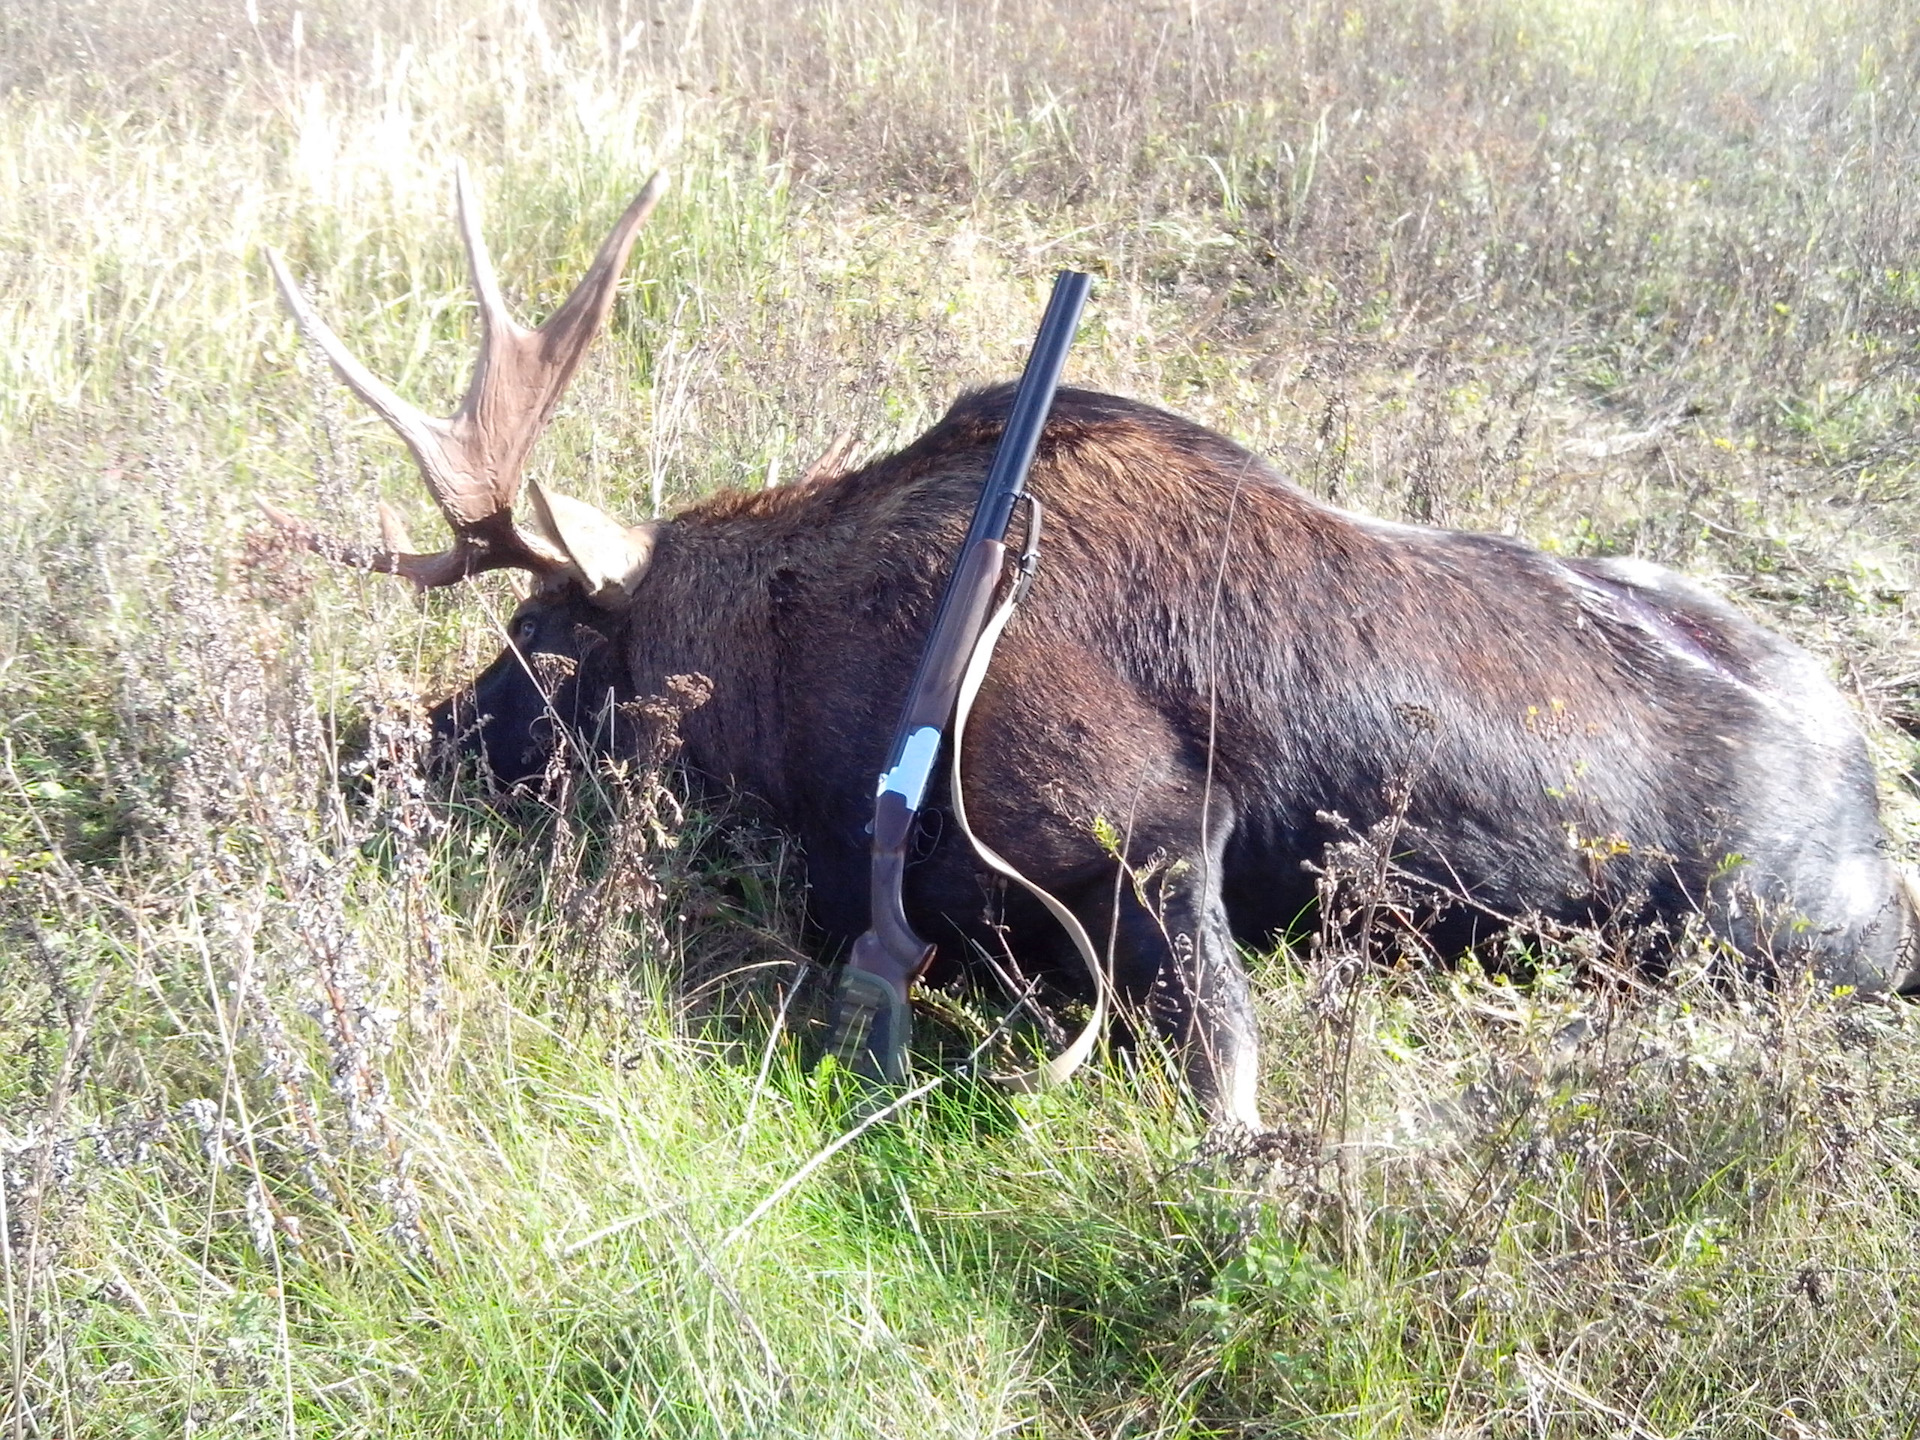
[[903, 797, 1263, 1124], [934, 657, 1263, 1123], [1074, 814, 1262, 1129]]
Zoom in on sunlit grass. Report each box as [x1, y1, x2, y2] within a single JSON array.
[[2, 0, 1918, 1435]]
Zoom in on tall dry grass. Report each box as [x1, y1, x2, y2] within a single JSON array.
[[2, 0, 1918, 1435]]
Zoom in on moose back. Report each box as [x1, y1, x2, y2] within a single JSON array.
[[266, 173, 1918, 1127]]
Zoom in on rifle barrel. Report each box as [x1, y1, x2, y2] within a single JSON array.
[[878, 271, 1091, 781]]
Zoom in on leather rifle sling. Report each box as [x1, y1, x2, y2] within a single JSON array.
[[947, 498, 1113, 1090]]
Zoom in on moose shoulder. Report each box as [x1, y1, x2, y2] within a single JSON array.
[[267, 173, 1918, 1129]]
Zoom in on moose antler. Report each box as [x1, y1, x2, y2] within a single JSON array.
[[264, 164, 665, 586]]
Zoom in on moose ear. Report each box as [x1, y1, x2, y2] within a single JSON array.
[[525, 480, 658, 604]]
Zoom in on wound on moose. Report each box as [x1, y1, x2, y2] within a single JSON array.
[[264, 169, 1920, 1131]]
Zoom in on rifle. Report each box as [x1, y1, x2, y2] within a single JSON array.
[[822, 270, 1092, 1086]]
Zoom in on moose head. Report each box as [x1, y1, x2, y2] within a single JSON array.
[[263, 167, 667, 782]]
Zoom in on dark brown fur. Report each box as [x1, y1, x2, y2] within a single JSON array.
[[444, 385, 1918, 1124]]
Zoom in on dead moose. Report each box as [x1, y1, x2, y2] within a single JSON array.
[[266, 172, 1918, 1128]]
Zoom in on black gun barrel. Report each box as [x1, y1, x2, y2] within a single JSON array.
[[877, 271, 1089, 777], [955, 273, 1092, 576]]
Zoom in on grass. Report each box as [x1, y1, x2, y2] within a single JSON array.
[[3, 0, 1920, 1434]]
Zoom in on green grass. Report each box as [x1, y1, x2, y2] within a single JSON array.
[[4, 0, 1920, 1434]]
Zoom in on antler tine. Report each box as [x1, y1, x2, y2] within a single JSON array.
[[454, 159, 517, 351], [263, 168, 665, 586], [446, 168, 667, 508], [266, 246, 457, 494], [799, 429, 861, 485], [531, 170, 667, 377], [256, 498, 521, 587]]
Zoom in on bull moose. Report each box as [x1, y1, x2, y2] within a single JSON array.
[[265, 171, 1918, 1128]]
